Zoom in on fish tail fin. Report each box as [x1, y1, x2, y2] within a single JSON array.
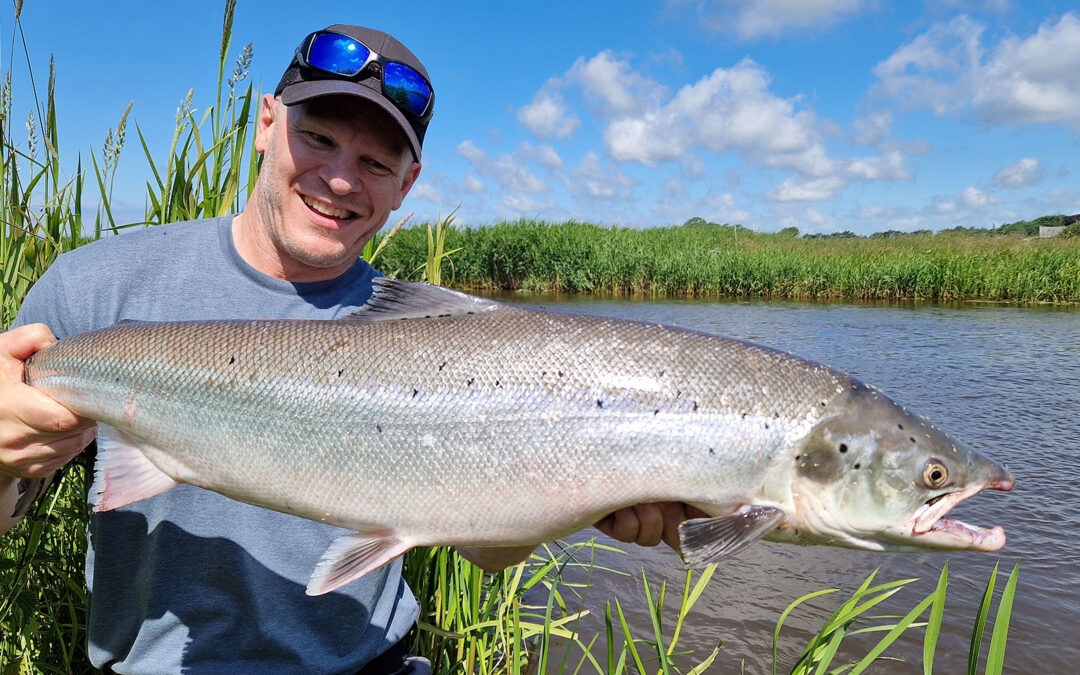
[[92, 424, 180, 511], [307, 532, 412, 596]]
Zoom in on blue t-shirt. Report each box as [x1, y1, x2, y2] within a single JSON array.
[[13, 216, 418, 673]]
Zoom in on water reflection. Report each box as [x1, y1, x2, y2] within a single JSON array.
[[502, 294, 1079, 672]]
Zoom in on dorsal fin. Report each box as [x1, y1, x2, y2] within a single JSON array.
[[344, 278, 504, 322]]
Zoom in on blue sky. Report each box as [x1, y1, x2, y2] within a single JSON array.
[[6, 1, 1080, 235]]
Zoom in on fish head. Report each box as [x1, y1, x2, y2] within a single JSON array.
[[787, 381, 1013, 553]]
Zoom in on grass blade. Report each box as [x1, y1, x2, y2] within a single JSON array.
[[984, 562, 1019, 675]]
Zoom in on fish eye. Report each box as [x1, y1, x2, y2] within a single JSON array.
[[922, 460, 949, 488]]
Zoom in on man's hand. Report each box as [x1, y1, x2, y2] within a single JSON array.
[[594, 502, 710, 552], [0, 324, 96, 479]]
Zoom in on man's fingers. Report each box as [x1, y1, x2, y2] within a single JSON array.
[[0, 323, 57, 366], [0, 427, 95, 479], [632, 504, 665, 547], [660, 502, 687, 551]]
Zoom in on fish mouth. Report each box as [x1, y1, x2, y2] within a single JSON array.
[[905, 471, 1014, 551]]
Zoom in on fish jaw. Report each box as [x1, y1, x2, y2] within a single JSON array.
[[898, 470, 1014, 552]]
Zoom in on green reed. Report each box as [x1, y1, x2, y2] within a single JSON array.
[[374, 220, 1080, 303]]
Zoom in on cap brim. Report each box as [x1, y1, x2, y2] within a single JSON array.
[[279, 80, 422, 162]]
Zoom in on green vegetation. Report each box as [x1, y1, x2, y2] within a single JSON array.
[[372, 218, 1080, 303], [1, 3, 1024, 672]]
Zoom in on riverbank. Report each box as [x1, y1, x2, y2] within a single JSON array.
[[374, 220, 1080, 303]]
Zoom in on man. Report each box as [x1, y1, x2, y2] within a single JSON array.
[[0, 24, 697, 673]]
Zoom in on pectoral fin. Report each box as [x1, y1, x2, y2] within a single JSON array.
[[92, 424, 180, 512], [307, 532, 413, 596], [678, 505, 785, 564]]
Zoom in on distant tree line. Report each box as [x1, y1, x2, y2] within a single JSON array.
[[683, 214, 1079, 239]]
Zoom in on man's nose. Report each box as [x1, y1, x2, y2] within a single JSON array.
[[320, 158, 358, 195]]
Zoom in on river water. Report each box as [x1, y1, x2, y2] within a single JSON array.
[[502, 294, 1079, 673]]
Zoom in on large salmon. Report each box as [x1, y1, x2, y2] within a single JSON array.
[[24, 279, 1013, 595]]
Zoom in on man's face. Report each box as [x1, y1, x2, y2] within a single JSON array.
[[244, 94, 420, 281]]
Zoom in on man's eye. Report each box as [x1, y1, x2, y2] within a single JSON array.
[[305, 131, 332, 146]]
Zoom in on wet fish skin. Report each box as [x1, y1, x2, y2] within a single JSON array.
[[23, 279, 1013, 595]]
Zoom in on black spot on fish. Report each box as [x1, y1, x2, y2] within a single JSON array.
[[659, 370, 666, 377], [853, 463, 861, 469], [412, 388, 419, 398], [229, 356, 236, 365], [654, 409, 660, 415], [337, 369, 344, 377], [542, 371, 547, 377], [764, 423, 770, 429], [708, 448, 715, 456], [377, 424, 382, 433], [467, 378, 474, 387], [910, 437, 917, 444], [597, 400, 604, 408], [439, 362, 447, 371], [558, 371, 564, 377], [839, 443, 848, 453], [495, 380, 501, 388], [742, 413, 747, 419], [898, 423, 904, 430], [795, 454, 801, 460], [774, 412, 779, 418], [693, 401, 699, 411]]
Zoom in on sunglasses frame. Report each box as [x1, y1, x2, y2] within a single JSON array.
[[295, 31, 434, 121]]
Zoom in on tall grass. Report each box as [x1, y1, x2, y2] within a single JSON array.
[[374, 220, 1080, 303], [0, 2, 257, 670]]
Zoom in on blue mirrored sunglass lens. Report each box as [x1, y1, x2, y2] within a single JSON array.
[[384, 62, 432, 116], [308, 34, 370, 76]]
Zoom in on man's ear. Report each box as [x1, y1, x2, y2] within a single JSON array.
[[394, 162, 422, 211], [254, 94, 279, 155]]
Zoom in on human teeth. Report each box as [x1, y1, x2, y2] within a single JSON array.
[[304, 197, 352, 219]]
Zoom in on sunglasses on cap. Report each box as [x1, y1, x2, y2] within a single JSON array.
[[295, 31, 434, 120]]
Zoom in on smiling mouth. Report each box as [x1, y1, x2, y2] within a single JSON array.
[[906, 474, 1014, 551], [303, 195, 356, 220]]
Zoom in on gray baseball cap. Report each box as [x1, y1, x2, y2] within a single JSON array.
[[275, 25, 433, 162]]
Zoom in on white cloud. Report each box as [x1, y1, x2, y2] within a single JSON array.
[[846, 150, 911, 181], [568, 51, 668, 116], [872, 13, 1080, 128], [670, 0, 872, 40], [462, 175, 485, 195], [870, 15, 984, 115], [518, 142, 564, 170], [960, 186, 998, 209], [975, 13, 1080, 127], [769, 176, 847, 202], [517, 88, 580, 139], [991, 158, 1041, 188], [409, 183, 444, 204], [571, 152, 636, 200], [456, 140, 550, 194], [501, 193, 557, 213], [853, 111, 893, 145], [603, 58, 832, 176]]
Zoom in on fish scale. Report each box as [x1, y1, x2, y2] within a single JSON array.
[[24, 278, 1012, 595]]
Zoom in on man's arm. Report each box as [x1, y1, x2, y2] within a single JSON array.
[[0, 325, 97, 534]]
